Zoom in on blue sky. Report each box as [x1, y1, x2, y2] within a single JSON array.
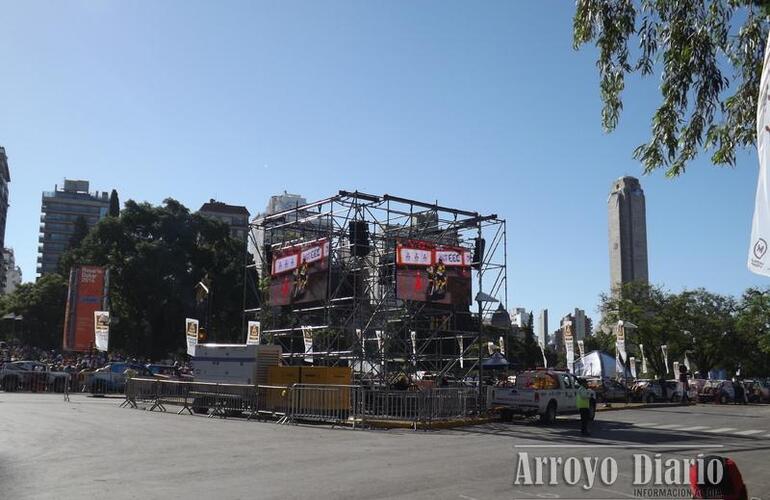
[[0, 1, 765, 328]]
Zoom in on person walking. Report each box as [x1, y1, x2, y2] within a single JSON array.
[[576, 378, 591, 436]]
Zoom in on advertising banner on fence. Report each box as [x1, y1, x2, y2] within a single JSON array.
[[63, 265, 109, 351], [185, 318, 199, 356], [302, 326, 313, 363], [246, 321, 261, 345], [395, 240, 471, 306], [94, 311, 110, 352], [270, 239, 330, 306]]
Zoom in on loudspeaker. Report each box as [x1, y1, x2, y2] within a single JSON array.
[[472, 237, 485, 269], [348, 220, 370, 257]]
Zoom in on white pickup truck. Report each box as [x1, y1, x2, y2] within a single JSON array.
[[488, 369, 596, 424]]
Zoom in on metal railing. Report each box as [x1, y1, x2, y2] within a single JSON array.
[[122, 379, 480, 429]]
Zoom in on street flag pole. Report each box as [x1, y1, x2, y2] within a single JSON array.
[[748, 31, 770, 276]]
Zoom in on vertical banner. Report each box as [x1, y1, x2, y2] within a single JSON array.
[[748, 30, 770, 276], [63, 266, 109, 351], [577, 339, 585, 359], [94, 311, 110, 352], [498, 336, 505, 355], [615, 321, 627, 363], [538, 340, 548, 368], [673, 361, 680, 378], [457, 335, 464, 369], [302, 326, 313, 363], [487, 342, 495, 355], [185, 318, 199, 356], [246, 321, 261, 345], [684, 353, 691, 372], [639, 344, 647, 375], [410, 330, 417, 366], [661, 345, 669, 375], [629, 356, 637, 379], [564, 321, 574, 373]]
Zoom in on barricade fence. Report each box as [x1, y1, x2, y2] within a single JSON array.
[[123, 379, 480, 428]]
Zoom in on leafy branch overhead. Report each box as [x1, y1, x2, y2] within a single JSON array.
[[574, 0, 770, 176]]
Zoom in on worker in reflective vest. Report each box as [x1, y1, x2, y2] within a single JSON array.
[[576, 379, 591, 436]]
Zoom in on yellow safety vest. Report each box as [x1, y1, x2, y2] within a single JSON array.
[[576, 386, 590, 409]]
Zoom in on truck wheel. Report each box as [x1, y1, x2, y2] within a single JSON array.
[[719, 393, 727, 405], [540, 401, 556, 425]]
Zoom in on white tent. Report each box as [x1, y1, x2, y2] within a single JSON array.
[[573, 350, 630, 378]]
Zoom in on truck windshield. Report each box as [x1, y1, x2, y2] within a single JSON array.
[[515, 371, 559, 390]]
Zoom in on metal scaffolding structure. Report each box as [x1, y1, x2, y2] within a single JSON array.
[[244, 190, 507, 384]]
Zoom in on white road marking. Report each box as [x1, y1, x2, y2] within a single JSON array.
[[679, 426, 710, 431], [705, 427, 737, 433], [633, 422, 659, 427], [649, 424, 684, 430], [733, 429, 764, 436]]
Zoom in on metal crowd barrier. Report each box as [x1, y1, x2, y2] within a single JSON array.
[[122, 379, 480, 429]]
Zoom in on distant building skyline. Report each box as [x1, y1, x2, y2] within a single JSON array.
[[536, 309, 548, 346], [608, 176, 649, 293], [0, 147, 10, 291], [2, 248, 21, 294], [38, 179, 109, 276]]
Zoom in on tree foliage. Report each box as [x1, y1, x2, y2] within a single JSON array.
[[59, 198, 249, 359], [0, 274, 68, 349], [108, 189, 120, 217], [574, 0, 770, 176], [599, 282, 770, 377]]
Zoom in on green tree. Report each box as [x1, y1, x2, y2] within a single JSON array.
[[574, 1, 770, 176], [735, 287, 770, 375], [0, 274, 68, 349], [69, 215, 90, 250], [63, 198, 248, 359], [108, 189, 120, 217]]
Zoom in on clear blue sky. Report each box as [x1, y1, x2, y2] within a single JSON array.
[[0, 1, 764, 328]]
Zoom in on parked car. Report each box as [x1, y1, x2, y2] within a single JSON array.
[[585, 377, 628, 403], [630, 379, 663, 403], [0, 361, 70, 392], [87, 362, 154, 393], [698, 380, 735, 404]]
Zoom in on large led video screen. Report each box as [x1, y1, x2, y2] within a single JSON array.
[[395, 240, 471, 306], [269, 239, 330, 306]]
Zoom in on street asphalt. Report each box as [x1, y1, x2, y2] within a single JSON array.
[[1, 393, 768, 499]]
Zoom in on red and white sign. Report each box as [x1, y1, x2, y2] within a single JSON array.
[[434, 249, 465, 267], [397, 241, 470, 268], [397, 246, 432, 266], [301, 244, 323, 264]]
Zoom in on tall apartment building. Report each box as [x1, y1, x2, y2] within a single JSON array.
[[2, 248, 22, 294], [38, 180, 109, 276], [608, 176, 649, 293], [511, 307, 532, 328], [198, 199, 250, 241], [536, 309, 549, 346], [0, 148, 10, 290], [250, 191, 309, 272]]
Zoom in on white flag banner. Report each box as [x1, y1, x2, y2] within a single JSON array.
[[185, 318, 199, 356], [684, 353, 691, 372], [246, 321, 261, 345], [577, 339, 585, 359], [487, 342, 495, 355], [498, 336, 505, 355], [615, 322, 627, 363], [94, 311, 110, 352], [629, 356, 637, 379], [302, 326, 313, 363], [564, 321, 574, 373], [411, 331, 417, 367], [673, 361, 680, 378], [639, 344, 648, 375], [661, 345, 669, 375], [749, 30, 770, 276], [457, 336, 464, 369], [375, 330, 384, 368]]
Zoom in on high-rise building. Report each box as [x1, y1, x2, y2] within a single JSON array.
[[38, 180, 109, 276], [0, 147, 10, 290], [560, 309, 592, 342], [2, 248, 21, 294], [511, 307, 532, 328], [536, 309, 549, 346], [198, 199, 250, 241], [250, 191, 310, 272], [608, 176, 649, 292]]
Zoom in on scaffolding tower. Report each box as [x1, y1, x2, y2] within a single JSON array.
[[244, 190, 507, 384]]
